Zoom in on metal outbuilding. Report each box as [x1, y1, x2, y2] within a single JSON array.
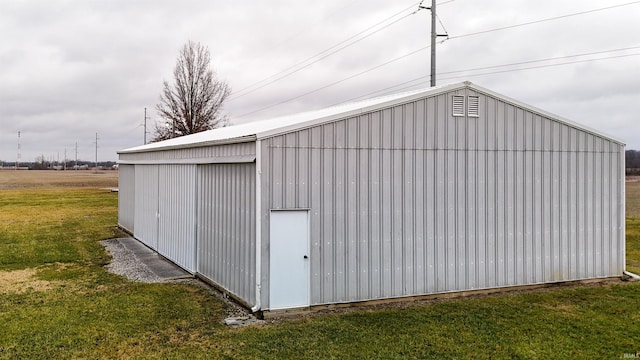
[[117, 81, 626, 313]]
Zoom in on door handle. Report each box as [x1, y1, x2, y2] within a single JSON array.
[[303, 255, 309, 259]]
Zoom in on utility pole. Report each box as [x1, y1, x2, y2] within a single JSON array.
[[420, 0, 447, 87], [75, 141, 78, 170], [64, 148, 67, 170], [16, 131, 21, 170], [430, 0, 436, 87], [144, 108, 148, 144], [95, 132, 99, 172]]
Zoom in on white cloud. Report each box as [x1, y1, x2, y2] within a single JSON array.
[[0, 0, 638, 164]]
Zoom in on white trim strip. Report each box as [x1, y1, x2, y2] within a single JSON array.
[[252, 140, 262, 313], [118, 155, 256, 165]]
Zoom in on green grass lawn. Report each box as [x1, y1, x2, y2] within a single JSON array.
[[628, 218, 640, 275], [1, 188, 640, 359]]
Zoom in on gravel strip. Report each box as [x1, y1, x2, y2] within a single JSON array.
[[101, 238, 255, 322], [101, 239, 162, 283]]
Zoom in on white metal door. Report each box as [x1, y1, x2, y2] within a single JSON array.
[[269, 210, 310, 309]]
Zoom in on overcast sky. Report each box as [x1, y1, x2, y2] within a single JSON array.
[[1, 0, 638, 163]]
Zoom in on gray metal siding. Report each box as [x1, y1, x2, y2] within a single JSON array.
[[134, 165, 159, 249], [261, 90, 625, 308], [131, 164, 198, 272], [197, 163, 256, 305], [118, 164, 135, 233], [119, 141, 255, 162], [157, 165, 197, 272]]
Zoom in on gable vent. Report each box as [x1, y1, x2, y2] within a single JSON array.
[[468, 96, 479, 117], [452, 95, 464, 116]]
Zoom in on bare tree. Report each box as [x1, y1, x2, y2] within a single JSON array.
[[153, 41, 231, 141]]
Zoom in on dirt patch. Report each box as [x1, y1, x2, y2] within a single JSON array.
[[540, 303, 576, 314], [0, 268, 60, 294]]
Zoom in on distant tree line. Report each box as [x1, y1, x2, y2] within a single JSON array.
[[0, 160, 117, 170], [627, 150, 640, 175], [627, 150, 640, 168]]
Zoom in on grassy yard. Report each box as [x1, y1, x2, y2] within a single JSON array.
[[0, 178, 639, 358]]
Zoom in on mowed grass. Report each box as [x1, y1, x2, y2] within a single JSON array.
[[0, 189, 230, 359], [0, 189, 116, 269], [0, 175, 638, 358]]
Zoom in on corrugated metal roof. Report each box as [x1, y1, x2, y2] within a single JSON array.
[[119, 81, 624, 154]]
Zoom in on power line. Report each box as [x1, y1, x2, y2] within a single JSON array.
[[239, 0, 364, 69], [234, 1, 639, 118], [445, 1, 640, 41], [230, 0, 456, 101], [436, 14, 449, 35], [94, 132, 99, 172], [332, 77, 429, 105], [229, 2, 422, 100], [255, 46, 640, 113], [235, 45, 430, 118], [346, 51, 640, 102], [438, 46, 640, 75], [236, 46, 639, 119], [438, 53, 640, 81]]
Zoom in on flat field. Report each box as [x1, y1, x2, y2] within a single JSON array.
[[0, 173, 639, 358], [627, 176, 640, 219], [0, 170, 118, 190]]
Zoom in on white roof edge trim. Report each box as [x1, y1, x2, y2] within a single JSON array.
[[118, 155, 256, 165], [118, 135, 256, 154], [254, 82, 467, 140], [117, 82, 469, 155], [118, 80, 624, 154], [466, 83, 626, 146]]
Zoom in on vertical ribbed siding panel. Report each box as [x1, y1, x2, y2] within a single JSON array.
[[118, 165, 135, 233], [261, 90, 625, 308], [335, 121, 347, 301], [157, 165, 196, 272], [405, 103, 418, 295], [485, 96, 497, 288], [134, 165, 159, 249], [197, 163, 256, 305], [346, 119, 359, 301], [356, 115, 370, 299]]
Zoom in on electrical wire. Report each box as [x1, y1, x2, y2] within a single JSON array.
[[234, 1, 639, 118], [438, 46, 640, 75], [445, 1, 640, 42], [436, 14, 449, 35], [330, 76, 429, 106], [230, 0, 457, 101], [228, 2, 422, 100], [235, 46, 431, 118], [255, 46, 640, 111], [348, 52, 640, 101], [246, 0, 365, 66], [438, 53, 640, 81], [341, 46, 640, 103], [236, 49, 639, 118]]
